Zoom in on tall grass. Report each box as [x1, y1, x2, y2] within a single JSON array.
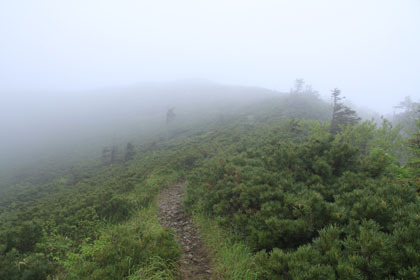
[[62, 170, 183, 280], [193, 214, 258, 280], [128, 256, 178, 280]]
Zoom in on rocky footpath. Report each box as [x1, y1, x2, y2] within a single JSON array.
[[157, 183, 213, 280]]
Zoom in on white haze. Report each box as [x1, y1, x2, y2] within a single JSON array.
[[0, 0, 419, 114], [0, 1, 420, 184]]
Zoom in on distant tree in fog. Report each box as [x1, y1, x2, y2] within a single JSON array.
[[166, 107, 176, 124], [290, 78, 319, 98], [392, 96, 420, 135], [101, 145, 120, 165], [290, 78, 305, 94], [124, 142, 136, 162], [395, 96, 419, 113], [330, 88, 360, 135]]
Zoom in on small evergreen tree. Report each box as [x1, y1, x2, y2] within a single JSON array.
[[101, 145, 120, 165], [290, 78, 305, 94], [166, 107, 176, 124], [290, 79, 319, 97], [393, 96, 420, 135], [330, 88, 360, 135], [124, 142, 136, 162]]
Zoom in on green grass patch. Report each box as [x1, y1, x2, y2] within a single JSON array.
[[193, 213, 258, 280], [64, 205, 181, 280]]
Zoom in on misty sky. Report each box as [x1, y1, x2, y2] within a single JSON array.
[[1, 0, 419, 114]]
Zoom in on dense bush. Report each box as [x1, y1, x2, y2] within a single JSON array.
[[185, 120, 420, 279]]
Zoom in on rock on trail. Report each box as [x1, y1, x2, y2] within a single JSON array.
[[157, 183, 213, 280]]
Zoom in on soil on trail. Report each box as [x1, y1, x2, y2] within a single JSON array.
[[157, 183, 213, 280]]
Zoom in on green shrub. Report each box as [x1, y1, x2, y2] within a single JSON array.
[[186, 120, 420, 279], [64, 212, 181, 280]]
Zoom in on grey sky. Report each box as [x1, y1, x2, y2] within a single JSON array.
[[1, 0, 419, 114]]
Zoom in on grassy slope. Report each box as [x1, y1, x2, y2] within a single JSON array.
[[0, 140, 189, 279], [5, 91, 410, 279]]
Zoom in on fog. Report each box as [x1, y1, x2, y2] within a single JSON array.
[[1, 81, 274, 161], [1, 0, 419, 110], [0, 80, 279, 186], [0, 1, 419, 185]]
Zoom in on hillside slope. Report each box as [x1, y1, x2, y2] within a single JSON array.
[[2, 86, 415, 279]]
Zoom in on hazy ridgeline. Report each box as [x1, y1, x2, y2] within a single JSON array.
[[1, 1, 419, 278], [0, 81, 280, 188], [1, 80, 415, 191], [0, 79, 419, 279]]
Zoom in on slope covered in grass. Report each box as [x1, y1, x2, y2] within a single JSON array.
[[1, 86, 418, 279]]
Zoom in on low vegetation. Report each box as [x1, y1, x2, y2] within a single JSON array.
[[185, 118, 420, 279], [0, 90, 419, 279]]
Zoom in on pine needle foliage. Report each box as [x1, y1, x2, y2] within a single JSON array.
[[330, 88, 361, 135]]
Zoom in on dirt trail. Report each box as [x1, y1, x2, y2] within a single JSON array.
[[157, 183, 213, 280]]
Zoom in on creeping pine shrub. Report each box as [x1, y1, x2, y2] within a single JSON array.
[[186, 121, 420, 279]]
